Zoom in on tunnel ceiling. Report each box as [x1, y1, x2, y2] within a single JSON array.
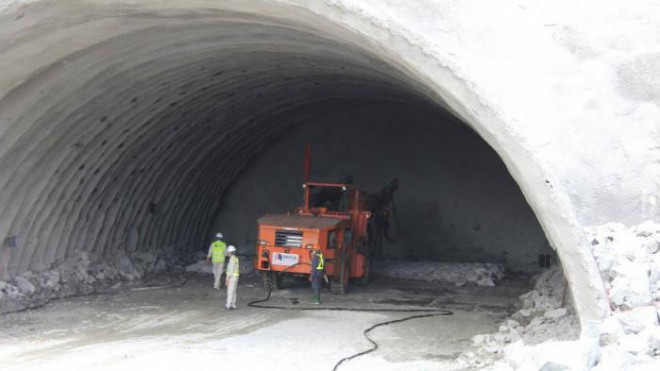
[[0, 3, 447, 276]]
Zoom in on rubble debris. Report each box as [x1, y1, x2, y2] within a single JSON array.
[[0, 249, 185, 314], [185, 256, 256, 276], [372, 260, 505, 287], [460, 220, 660, 370]]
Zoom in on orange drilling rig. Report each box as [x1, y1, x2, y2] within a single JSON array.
[[254, 145, 397, 294]]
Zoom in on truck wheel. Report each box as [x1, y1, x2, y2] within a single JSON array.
[[261, 271, 280, 291], [331, 258, 349, 295], [275, 272, 284, 288], [359, 258, 371, 286]]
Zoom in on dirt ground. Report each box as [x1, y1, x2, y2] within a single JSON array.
[[0, 272, 530, 370]]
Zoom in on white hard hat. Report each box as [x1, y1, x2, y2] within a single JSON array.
[[227, 245, 236, 253], [215, 232, 223, 239]]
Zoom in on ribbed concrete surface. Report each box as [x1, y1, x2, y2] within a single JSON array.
[[0, 2, 435, 277], [1, 0, 621, 325]]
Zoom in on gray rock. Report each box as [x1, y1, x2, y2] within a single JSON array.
[[545, 308, 568, 319], [620, 332, 650, 355], [616, 307, 659, 334], [493, 333, 508, 344], [0, 280, 6, 290], [599, 316, 624, 346], [539, 362, 570, 371], [643, 239, 660, 254], [4, 283, 20, 298], [647, 327, 660, 352], [14, 276, 36, 294], [597, 345, 636, 370], [526, 316, 547, 330], [116, 251, 143, 279], [472, 334, 487, 346], [636, 220, 659, 238]]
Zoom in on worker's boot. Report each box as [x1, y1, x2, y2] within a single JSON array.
[[311, 294, 320, 305]]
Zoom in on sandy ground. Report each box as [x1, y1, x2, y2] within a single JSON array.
[[0, 272, 530, 371]]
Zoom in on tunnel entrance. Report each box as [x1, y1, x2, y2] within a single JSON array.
[[0, 3, 555, 285], [1, 2, 612, 368]]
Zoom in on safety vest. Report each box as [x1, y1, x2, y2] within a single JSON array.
[[210, 241, 226, 263], [228, 256, 240, 277], [315, 252, 324, 270]]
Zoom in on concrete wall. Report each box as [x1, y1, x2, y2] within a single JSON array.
[[2, 0, 658, 325], [214, 101, 552, 274]]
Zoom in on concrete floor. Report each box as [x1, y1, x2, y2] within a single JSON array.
[[0, 272, 530, 370]]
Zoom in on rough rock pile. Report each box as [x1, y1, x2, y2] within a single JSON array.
[[185, 253, 257, 276], [0, 248, 181, 314], [459, 266, 580, 369], [373, 260, 506, 286], [461, 220, 660, 370], [586, 221, 660, 370], [587, 221, 660, 308]]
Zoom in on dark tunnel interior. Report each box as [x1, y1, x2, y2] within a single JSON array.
[[0, 6, 553, 281]]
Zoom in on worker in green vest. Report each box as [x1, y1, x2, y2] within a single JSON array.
[[309, 245, 325, 304], [206, 232, 227, 289]]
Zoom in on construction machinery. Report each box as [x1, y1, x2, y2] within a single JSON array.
[[254, 145, 397, 294]]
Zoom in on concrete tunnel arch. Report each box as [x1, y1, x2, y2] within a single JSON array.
[[0, 0, 610, 328]]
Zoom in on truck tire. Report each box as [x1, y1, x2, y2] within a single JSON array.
[[261, 271, 280, 291], [358, 258, 371, 286], [331, 256, 349, 295]]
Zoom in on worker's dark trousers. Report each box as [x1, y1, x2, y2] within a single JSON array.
[[311, 276, 322, 302]]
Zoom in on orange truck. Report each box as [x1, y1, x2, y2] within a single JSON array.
[[254, 146, 372, 294]]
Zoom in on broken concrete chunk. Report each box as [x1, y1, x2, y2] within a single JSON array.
[[594, 345, 636, 371], [608, 261, 652, 307], [647, 327, 660, 353], [472, 334, 488, 346], [538, 362, 570, 371], [14, 276, 36, 294], [526, 316, 547, 330], [4, 284, 19, 299], [619, 332, 651, 355], [599, 316, 625, 346], [642, 239, 660, 254], [636, 220, 659, 238], [615, 307, 659, 334], [493, 333, 507, 343], [545, 308, 568, 319]]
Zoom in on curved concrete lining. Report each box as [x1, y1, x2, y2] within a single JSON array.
[[0, 0, 614, 326]]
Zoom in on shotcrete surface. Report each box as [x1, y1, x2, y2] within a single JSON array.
[[0, 273, 529, 370], [3, 0, 657, 325]]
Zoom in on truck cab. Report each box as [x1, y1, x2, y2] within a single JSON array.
[[255, 182, 371, 294]]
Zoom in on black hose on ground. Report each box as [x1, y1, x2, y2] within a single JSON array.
[[247, 265, 453, 370], [332, 312, 449, 371]]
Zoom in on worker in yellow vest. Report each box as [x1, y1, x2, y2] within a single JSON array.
[[206, 232, 227, 289], [309, 246, 325, 304], [225, 245, 240, 309]]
